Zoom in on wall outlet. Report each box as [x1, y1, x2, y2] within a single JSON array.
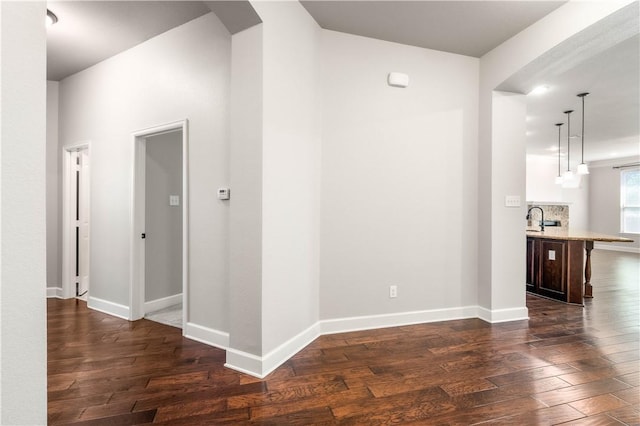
[[389, 285, 398, 298]]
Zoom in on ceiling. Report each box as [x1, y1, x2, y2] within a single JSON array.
[[46, 1, 639, 162], [300, 1, 567, 58], [46, 1, 261, 81], [47, 1, 211, 82], [521, 34, 639, 163]]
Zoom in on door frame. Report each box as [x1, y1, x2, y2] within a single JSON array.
[[130, 120, 189, 328], [62, 142, 91, 299]]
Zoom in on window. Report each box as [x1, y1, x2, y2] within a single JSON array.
[[621, 168, 640, 234]]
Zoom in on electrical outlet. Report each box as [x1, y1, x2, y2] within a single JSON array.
[[389, 285, 398, 298]]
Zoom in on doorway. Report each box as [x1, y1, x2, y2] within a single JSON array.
[[62, 144, 90, 300], [131, 120, 189, 330]]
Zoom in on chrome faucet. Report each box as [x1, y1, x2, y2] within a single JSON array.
[[526, 206, 545, 232]]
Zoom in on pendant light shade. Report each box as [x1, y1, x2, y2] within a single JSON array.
[[563, 110, 574, 181], [555, 123, 563, 184], [576, 163, 589, 175], [577, 92, 590, 175]]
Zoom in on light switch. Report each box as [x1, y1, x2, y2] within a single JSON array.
[[505, 195, 521, 207], [169, 195, 180, 206], [548, 250, 555, 261]]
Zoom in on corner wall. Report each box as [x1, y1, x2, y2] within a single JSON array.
[[254, 0, 322, 360], [227, 0, 322, 377]]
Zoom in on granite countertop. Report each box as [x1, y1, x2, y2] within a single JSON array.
[[526, 228, 634, 243]]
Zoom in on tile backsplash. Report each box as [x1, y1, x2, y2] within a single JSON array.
[[527, 204, 569, 229]]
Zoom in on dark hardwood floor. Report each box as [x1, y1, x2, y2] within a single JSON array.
[[48, 250, 639, 425]]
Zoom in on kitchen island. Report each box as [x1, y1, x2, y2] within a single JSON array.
[[526, 228, 634, 305]]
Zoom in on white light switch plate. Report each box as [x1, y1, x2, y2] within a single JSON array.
[[548, 250, 555, 261], [505, 195, 521, 207], [169, 195, 180, 206]]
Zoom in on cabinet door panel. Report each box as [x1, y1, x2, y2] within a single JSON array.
[[538, 240, 567, 300], [526, 238, 537, 292]]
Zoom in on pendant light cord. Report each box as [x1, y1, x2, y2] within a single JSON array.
[[556, 123, 563, 177], [581, 97, 584, 163], [577, 92, 589, 165], [564, 110, 573, 172]]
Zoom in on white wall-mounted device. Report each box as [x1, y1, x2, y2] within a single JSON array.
[[217, 188, 230, 200], [387, 72, 409, 88], [505, 195, 521, 207]]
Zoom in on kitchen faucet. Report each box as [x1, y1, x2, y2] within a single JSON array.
[[526, 206, 545, 232]]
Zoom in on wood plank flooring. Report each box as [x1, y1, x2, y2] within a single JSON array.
[[48, 250, 640, 425]]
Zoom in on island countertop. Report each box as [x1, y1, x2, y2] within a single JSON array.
[[526, 228, 634, 243]]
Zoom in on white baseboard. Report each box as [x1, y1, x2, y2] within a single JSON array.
[[223, 305, 530, 378], [224, 322, 321, 379], [87, 296, 130, 320], [184, 322, 229, 350], [594, 243, 640, 254], [225, 349, 264, 378], [144, 293, 182, 314], [262, 323, 320, 377], [477, 306, 529, 323], [319, 306, 479, 335], [46, 287, 63, 298]]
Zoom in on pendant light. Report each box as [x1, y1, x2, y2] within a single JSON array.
[[555, 123, 564, 184], [576, 92, 590, 175], [563, 110, 574, 181]]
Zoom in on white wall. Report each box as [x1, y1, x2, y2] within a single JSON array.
[[320, 30, 479, 320], [145, 131, 183, 303], [562, 176, 589, 230], [526, 155, 563, 203], [47, 81, 61, 292], [478, 0, 636, 317], [490, 91, 527, 317], [58, 12, 231, 331], [589, 157, 640, 251], [229, 24, 263, 357], [253, 0, 322, 357], [0, 1, 48, 423]]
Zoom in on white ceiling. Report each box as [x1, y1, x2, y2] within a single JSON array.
[[46, 1, 639, 162], [522, 34, 639, 163], [46, 1, 211, 81], [300, 1, 567, 58]]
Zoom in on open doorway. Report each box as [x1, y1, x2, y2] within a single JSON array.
[[62, 144, 90, 300], [131, 120, 189, 330]]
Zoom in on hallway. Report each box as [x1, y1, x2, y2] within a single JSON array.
[[47, 250, 639, 425]]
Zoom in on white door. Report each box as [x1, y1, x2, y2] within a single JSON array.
[[77, 148, 90, 298]]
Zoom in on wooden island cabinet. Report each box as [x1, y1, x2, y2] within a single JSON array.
[[526, 229, 633, 305]]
